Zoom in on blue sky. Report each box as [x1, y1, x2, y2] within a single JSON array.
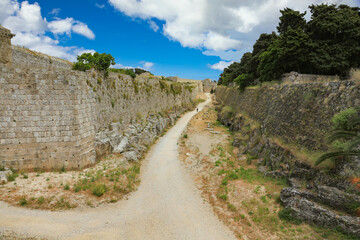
[[1, 0, 359, 80]]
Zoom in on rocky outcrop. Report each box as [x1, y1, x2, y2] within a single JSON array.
[[95, 111, 183, 162], [281, 188, 360, 237]]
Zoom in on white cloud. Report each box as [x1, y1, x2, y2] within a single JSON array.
[[140, 61, 154, 70], [48, 18, 73, 34], [203, 50, 245, 62], [49, 8, 60, 16], [0, 0, 95, 62], [203, 32, 241, 52], [95, 3, 105, 9], [111, 63, 133, 69], [48, 18, 95, 39], [208, 61, 234, 71], [108, 0, 358, 63], [3, 1, 47, 34], [148, 20, 159, 32], [72, 22, 95, 39]]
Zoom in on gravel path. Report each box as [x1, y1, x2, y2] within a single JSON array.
[[0, 95, 237, 240]]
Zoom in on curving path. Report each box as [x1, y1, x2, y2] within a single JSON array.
[[0, 94, 236, 240]]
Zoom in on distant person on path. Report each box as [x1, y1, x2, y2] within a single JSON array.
[[196, 108, 198, 112]]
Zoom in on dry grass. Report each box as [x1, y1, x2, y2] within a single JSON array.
[[272, 137, 332, 169], [349, 68, 360, 81], [0, 155, 141, 211]]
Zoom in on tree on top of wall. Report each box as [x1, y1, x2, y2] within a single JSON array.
[[72, 52, 115, 72]]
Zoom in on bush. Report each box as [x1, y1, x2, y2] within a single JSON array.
[[37, 196, 45, 205], [92, 183, 107, 197], [7, 172, 18, 181], [73, 184, 82, 192], [72, 52, 115, 72], [332, 108, 359, 131], [109, 68, 136, 78], [219, 194, 228, 200], [19, 196, 28, 206]]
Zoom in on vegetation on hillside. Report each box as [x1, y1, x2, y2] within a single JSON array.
[[316, 108, 360, 168], [218, 4, 360, 91]]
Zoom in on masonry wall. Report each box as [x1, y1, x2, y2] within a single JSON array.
[[216, 81, 360, 151], [12, 46, 72, 70], [0, 65, 96, 171], [0, 27, 14, 65], [0, 50, 200, 171], [87, 72, 200, 132]]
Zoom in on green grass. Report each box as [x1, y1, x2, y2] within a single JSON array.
[[91, 183, 107, 197], [63, 184, 70, 190], [7, 172, 18, 181], [37, 196, 45, 205], [218, 194, 228, 200]]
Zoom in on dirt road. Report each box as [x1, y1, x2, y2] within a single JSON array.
[[0, 95, 236, 240]]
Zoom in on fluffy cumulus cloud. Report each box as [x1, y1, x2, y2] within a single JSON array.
[[140, 61, 154, 70], [0, 0, 95, 61], [108, 0, 358, 70], [208, 60, 234, 71]]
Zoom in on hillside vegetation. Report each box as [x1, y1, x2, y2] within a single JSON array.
[[218, 4, 360, 90]]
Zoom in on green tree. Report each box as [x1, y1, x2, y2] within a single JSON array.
[[249, 32, 278, 78], [307, 4, 360, 75], [73, 52, 115, 72], [277, 8, 307, 34]]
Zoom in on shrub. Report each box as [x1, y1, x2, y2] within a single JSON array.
[[19, 196, 28, 206], [63, 184, 70, 190], [72, 52, 115, 72], [7, 172, 18, 181], [92, 183, 107, 197], [316, 108, 360, 167], [109, 68, 136, 78], [37, 196, 45, 205], [332, 108, 359, 131], [73, 184, 82, 192], [219, 194, 228, 200], [183, 134, 188, 138]]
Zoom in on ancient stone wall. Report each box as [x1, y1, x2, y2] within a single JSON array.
[[282, 71, 340, 84], [216, 81, 360, 151], [202, 79, 217, 92], [0, 55, 200, 171], [12, 46, 72, 70], [0, 65, 96, 171], [87, 71, 199, 132], [0, 25, 201, 171], [0, 26, 14, 65]]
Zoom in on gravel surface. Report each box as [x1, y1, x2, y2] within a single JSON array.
[[0, 94, 236, 240]]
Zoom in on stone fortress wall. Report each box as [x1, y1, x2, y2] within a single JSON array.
[[168, 76, 217, 93], [0, 27, 202, 171], [12, 46, 73, 70], [0, 26, 14, 65], [202, 78, 217, 92]]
